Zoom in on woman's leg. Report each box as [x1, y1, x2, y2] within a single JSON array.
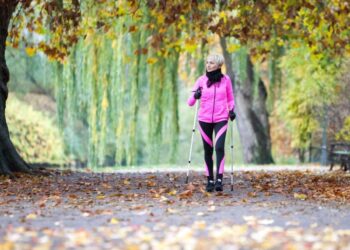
[[214, 120, 228, 181], [198, 121, 214, 181]]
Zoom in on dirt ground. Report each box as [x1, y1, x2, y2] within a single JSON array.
[[1, 168, 350, 249]]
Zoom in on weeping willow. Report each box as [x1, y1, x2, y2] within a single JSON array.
[[112, 15, 149, 166], [128, 31, 142, 166], [52, 4, 181, 168], [116, 38, 128, 166], [167, 50, 180, 163], [148, 56, 164, 164]]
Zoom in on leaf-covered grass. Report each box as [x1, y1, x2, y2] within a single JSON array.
[[5, 94, 66, 164]]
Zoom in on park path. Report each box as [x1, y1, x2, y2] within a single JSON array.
[[1, 167, 350, 249]]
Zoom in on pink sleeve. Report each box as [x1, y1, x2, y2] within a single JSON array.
[[187, 77, 201, 106], [226, 76, 235, 111]]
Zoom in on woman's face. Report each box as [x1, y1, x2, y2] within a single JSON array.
[[206, 57, 220, 72]]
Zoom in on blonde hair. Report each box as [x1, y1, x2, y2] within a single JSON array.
[[207, 54, 225, 67]]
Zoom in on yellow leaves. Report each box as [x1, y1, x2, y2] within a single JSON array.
[[294, 193, 307, 200], [96, 195, 106, 200], [6, 95, 65, 164], [277, 38, 284, 47], [167, 189, 177, 196], [0, 242, 14, 250], [272, 11, 283, 22], [110, 218, 119, 224], [179, 15, 186, 26], [157, 14, 165, 24], [198, 2, 213, 11], [183, 38, 197, 53], [193, 220, 206, 230], [146, 57, 158, 64], [227, 43, 241, 53], [25, 47, 36, 57], [219, 11, 227, 23], [283, 24, 290, 30], [336, 116, 350, 142], [116, 6, 127, 16], [84, 28, 95, 44], [26, 213, 37, 220], [290, 41, 301, 49]]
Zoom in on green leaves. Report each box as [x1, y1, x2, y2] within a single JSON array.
[[277, 44, 338, 150]]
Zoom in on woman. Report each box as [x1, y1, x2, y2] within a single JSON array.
[[187, 54, 235, 192]]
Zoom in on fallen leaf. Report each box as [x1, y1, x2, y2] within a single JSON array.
[[166, 208, 178, 214], [110, 218, 119, 224], [123, 179, 131, 185], [178, 190, 193, 199], [26, 213, 37, 220], [294, 193, 307, 200], [208, 205, 216, 212], [167, 189, 177, 196]]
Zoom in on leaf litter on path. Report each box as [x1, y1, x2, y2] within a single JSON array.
[[1, 169, 350, 249]]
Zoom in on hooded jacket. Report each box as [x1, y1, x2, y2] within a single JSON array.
[[187, 74, 235, 123]]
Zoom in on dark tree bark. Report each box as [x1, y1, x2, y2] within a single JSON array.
[[220, 37, 274, 164], [0, 1, 32, 175]]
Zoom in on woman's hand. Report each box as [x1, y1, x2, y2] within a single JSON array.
[[194, 87, 202, 99], [229, 109, 236, 121]]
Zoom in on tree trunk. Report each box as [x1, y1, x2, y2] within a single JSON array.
[[0, 1, 32, 175], [220, 37, 274, 164]]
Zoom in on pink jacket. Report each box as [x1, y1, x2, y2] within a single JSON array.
[[187, 74, 235, 123]]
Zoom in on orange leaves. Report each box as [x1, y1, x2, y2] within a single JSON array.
[[178, 190, 193, 199], [7, 0, 350, 63], [25, 47, 36, 57], [2, 169, 350, 249], [146, 180, 157, 187]]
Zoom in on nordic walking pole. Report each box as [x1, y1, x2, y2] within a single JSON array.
[[186, 100, 199, 184], [230, 119, 234, 191]]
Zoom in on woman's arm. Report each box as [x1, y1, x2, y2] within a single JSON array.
[[187, 77, 202, 106]]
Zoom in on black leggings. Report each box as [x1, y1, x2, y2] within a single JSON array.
[[198, 120, 228, 180]]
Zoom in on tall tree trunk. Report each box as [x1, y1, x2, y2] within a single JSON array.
[[220, 37, 274, 164], [0, 1, 32, 175]]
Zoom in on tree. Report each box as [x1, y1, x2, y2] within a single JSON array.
[[0, 0, 81, 175], [0, 1, 30, 175], [2, 0, 350, 174], [221, 39, 274, 163]]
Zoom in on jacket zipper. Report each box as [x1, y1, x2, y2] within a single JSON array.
[[212, 85, 216, 123]]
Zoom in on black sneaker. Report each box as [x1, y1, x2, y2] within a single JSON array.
[[215, 179, 223, 192], [206, 180, 215, 192]]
